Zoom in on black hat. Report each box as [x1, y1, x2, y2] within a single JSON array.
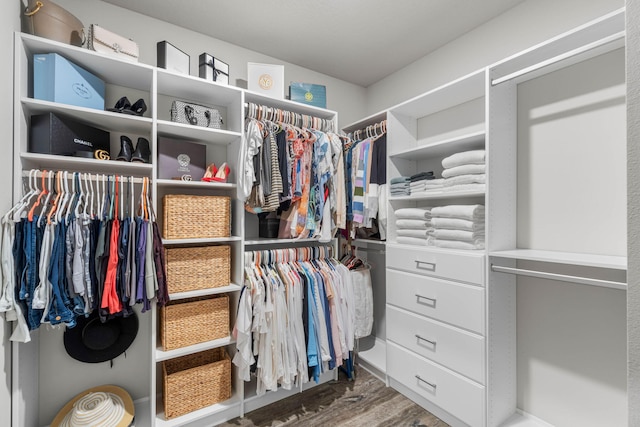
[[64, 312, 139, 363]]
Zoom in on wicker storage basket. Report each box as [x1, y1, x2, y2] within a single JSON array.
[[162, 195, 230, 239], [166, 245, 230, 294], [162, 348, 231, 419], [160, 295, 229, 351]]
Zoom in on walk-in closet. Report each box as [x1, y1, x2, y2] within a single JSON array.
[[1, 0, 638, 426]]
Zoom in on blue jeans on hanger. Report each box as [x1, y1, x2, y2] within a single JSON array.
[[12, 220, 30, 326], [19, 218, 44, 330], [46, 222, 76, 327]]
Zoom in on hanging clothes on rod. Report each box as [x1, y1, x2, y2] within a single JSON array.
[[344, 120, 388, 241], [233, 245, 355, 394], [0, 169, 168, 343], [240, 103, 347, 241]]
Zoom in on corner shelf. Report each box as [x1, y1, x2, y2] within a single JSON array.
[[389, 131, 485, 160]]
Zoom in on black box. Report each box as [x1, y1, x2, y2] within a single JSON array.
[[29, 113, 111, 157], [157, 41, 190, 75]]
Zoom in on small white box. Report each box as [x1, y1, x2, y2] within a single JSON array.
[[248, 62, 284, 99]]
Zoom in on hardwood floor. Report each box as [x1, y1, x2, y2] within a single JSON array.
[[220, 367, 449, 427]]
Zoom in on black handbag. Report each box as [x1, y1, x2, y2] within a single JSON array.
[[170, 100, 223, 129]]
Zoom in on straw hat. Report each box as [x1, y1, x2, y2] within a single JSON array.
[[50, 385, 134, 427]]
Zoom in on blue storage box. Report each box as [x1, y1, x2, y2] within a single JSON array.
[[289, 82, 326, 108], [33, 53, 105, 110]]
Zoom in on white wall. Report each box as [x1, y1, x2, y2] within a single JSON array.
[[627, 0, 640, 424], [366, 0, 624, 115], [0, 1, 20, 426], [54, 0, 367, 129]]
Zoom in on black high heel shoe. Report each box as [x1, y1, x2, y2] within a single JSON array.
[[107, 96, 131, 113], [116, 135, 134, 161], [123, 98, 147, 116], [131, 137, 151, 163]]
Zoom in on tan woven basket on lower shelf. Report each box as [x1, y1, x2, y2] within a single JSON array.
[[162, 194, 231, 239], [160, 295, 229, 351], [162, 347, 231, 419], [166, 245, 230, 294]]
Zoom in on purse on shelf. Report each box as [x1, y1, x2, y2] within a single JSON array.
[[170, 100, 223, 129], [23, 0, 85, 47], [87, 24, 139, 62]]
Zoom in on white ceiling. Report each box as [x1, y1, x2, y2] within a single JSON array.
[[100, 0, 526, 87]]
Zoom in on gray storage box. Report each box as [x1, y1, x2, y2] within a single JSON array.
[[157, 41, 190, 75]]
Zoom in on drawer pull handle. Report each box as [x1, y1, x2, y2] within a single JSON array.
[[415, 260, 436, 271], [415, 334, 437, 346], [415, 375, 437, 389], [415, 294, 436, 305]]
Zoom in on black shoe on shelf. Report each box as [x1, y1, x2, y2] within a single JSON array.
[[131, 137, 151, 163], [116, 135, 134, 161], [123, 98, 147, 116], [107, 96, 131, 113]]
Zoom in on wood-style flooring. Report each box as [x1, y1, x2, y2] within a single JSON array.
[[220, 367, 449, 427]]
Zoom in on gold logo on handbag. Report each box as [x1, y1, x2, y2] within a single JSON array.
[[258, 74, 273, 90]]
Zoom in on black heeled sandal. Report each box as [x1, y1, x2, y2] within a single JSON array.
[[107, 96, 131, 113], [123, 98, 147, 116]]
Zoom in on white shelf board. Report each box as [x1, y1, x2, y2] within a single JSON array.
[[389, 69, 485, 119], [389, 131, 485, 160], [155, 395, 241, 427], [244, 90, 337, 120], [156, 120, 241, 144], [22, 98, 153, 134], [156, 179, 236, 190], [155, 335, 234, 361], [490, 8, 625, 85], [489, 249, 626, 270], [162, 236, 242, 245], [352, 239, 386, 248], [342, 111, 387, 133], [357, 339, 386, 373], [500, 411, 555, 427], [169, 283, 242, 301], [244, 238, 331, 247], [19, 32, 154, 91], [133, 397, 151, 427], [156, 69, 242, 107], [389, 189, 485, 201], [20, 152, 153, 174]]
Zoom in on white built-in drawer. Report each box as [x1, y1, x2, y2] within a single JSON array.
[[387, 244, 485, 285], [387, 269, 485, 334], [387, 305, 485, 384], [387, 341, 485, 427]]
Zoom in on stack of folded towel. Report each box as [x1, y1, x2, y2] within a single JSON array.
[[409, 171, 444, 195], [431, 204, 485, 250], [394, 207, 433, 246], [441, 150, 486, 192], [390, 176, 410, 197]]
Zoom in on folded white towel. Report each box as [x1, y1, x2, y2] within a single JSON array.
[[397, 228, 434, 238], [434, 229, 485, 242], [398, 236, 434, 246], [396, 219, 430, 229], [432, 218, 485, 231], [431, 205, 485, 220], [434, 239, 485, 250], [395, 208, 432, 220], [442, 164, 486, 178], [442, 150, 486, 169], [443, 174, 486, 187], [440, 183, 486, 193]]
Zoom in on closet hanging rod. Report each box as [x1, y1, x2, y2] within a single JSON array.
[[350, 119, 387, 141], [491, 31, 624, 86], [244, 101, 335, 132], [22, 170, 149, 184], [490, 264, 627, 291], [353, 246, 386, 255]]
